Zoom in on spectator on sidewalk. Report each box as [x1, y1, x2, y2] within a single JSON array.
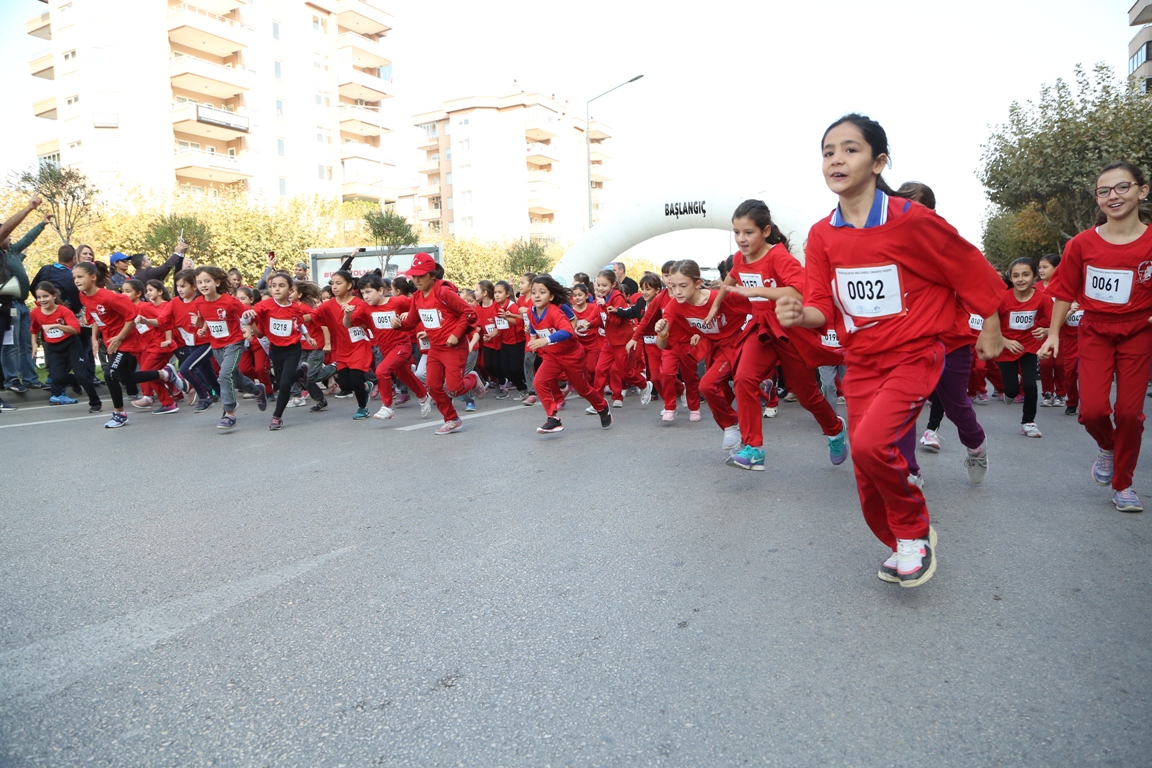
[[108, 252, 131, 289], [1, 195, 49, 395], [131, 241, 188, 286]]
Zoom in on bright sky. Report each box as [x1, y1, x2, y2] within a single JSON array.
[[1, 0, 1138, 264]]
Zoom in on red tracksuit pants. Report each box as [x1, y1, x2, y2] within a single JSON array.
[[426, 344, 479, 422], [1039, 355, 1066, 397], [734, 334, 843, 448], [137, 348, 175, 406], [594, 342, 646, 400], [699, 343, 741, 429], [1077, 314, 1152, 491], [968, 346, 1004, 396], [534, 345, 607, 417], [578, 339, 603, 386], [375, 344, 427, 407], [642, 341, 680, 409], [844, 343, 944, 549], [1060, 331, 1080, 409], [661, 340, 706, 411]]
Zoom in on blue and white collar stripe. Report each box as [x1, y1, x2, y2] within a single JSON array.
[[830, 189, 889, 229]]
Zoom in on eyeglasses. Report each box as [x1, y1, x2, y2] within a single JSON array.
[[1094, 181, 1136, 198]]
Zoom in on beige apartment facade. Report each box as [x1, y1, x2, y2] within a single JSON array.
[[411, 92, 612, 245], [25, 0, 397, 204], [1130, 0, 1152, 93]]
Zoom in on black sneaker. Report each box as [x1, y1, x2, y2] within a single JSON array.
[[7, 384, 28, 394], [598, 407, 613, 429], [1064, 405, 1077, 416], [0, 399, 16, 412], [309, 399, 328, 412], [254, 383, 268, 411], [88, 403, 103, 413], [537, 416, 564, 433]]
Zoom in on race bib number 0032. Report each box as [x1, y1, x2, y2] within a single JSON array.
[[834, 264, 903, 319]]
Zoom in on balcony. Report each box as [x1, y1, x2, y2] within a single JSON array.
[[590, 164, 611, 182], [526, 169, 558, 187], [337, 31, 391, 69], [526, 142, 559, 166], [525, 114, 559, 141], [416, 158, 440, 175], [418, 208, 442, 222], [528, 221, 555, 240], [29, 48, 53, 80], [416, 131, 439, 150], [1131, 0, 1152, 26], [170, 55, 254, 99], [527, 187, 562, 215], [33, 96, 57, 120], [26, 11, 51, 40], [589, 146, 611, 163], [588, 120, 611, 140], [341, 141, 382, 162], [337, 64, 393, 102], [417, 185, 441, 199], [341, 180, 391, 202], [174, 147, 252, 183], [332, 0, 393, 36], [193, 0, 247, 14], [167, 3, 254, 57], [172, 102, 250, 140], [338, 104, 388, 137]]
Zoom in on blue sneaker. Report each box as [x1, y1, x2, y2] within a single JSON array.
[[828, 416, 848, 466], [49, 394, 78, 405], [726, 444, 765, 471], [254, 383, 268, 412], [464, 401, 476, 412], [104, 411, 129, 429], [1113, 488, 1143, 513], [1092, 450, 1114, 486], [353, 407, 370, 420]]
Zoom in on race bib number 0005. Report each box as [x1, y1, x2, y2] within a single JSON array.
[[1008, 310, 1037, 330]]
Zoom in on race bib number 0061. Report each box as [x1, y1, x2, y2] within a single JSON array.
[[1084, 266, 1133, 305]]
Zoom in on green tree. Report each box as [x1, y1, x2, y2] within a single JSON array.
[[143, 214, 212, 260], [364, 207, 418, 274], [12, 163, 101, 244], [981, 207, 1053, 270], [506, 238, 550, 276], [980, 63, 1152, 248]]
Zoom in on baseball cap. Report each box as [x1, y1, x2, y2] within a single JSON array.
[[110, 252, 129, 264], [400, 252, 437, 277]]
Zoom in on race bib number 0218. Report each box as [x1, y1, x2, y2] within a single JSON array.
[[834, 264, 902, 319]]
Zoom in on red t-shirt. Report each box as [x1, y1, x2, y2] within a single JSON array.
[[352, 295, 412, 352], [996, 285, 1053, 362], [167, 297, 201, 348], [527, 303, 578, 356], [572, 302, 606, 350], [191, 293, 247, 348], [597, 289, 633, 346], [316, 297, 374, 369], [804, 198, 1003, 359], [474, 300, 502, 351], [663, 289, 755, 347], [122, 300, 161, 356], [399, 281, 478, 349], [30, 304, 80, 344], [251, 298, 310, 347], [493, 298, 524, 344], [1048, 225, 1152, 317], [80, 288, 136, 347]]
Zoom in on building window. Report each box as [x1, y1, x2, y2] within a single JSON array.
[[460, 190, 471, 203], [272, 20, 280, 39], [277, 138, 286, 156], [317, 165, 333, 181], [315, 92, 330, 107], [279, 178, 287, 196], [456, 117, 469, 127], [275, 99, 284, 118], [274, 60, 283, 79], [445, 149, 452, 160], [445, 172, 452, 185], [430, 176, 440, 187], [68, 140, 82, 150], [1131, 42, 1150, 76], [448, 222, 455, 234], [431, 197, 441, 210], [458, 139, 470, 151], [39, 153, 60, 169], [461, 216, 473, 228], [312, 14, 327, 33], [62, 50, 77, 62], [316, 129, 330, 144], [379, 64, 392, 81], [58, 2, 72, 11], [65, 95, 80, 106], [446, 197, 454, 210]]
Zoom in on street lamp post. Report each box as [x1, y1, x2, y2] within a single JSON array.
[[586, 75, 643, 230]]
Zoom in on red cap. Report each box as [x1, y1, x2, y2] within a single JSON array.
[[400, 252, 437, 277]]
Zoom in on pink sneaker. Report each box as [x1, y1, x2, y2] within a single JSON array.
[[661, 409, 675, 422], [689, 410, 701, 422]]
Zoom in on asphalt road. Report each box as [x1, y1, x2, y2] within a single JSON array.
[[0, 384, 1149, 767]]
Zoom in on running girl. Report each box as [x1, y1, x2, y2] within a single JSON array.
[[569, 282, 605, 391], [494, 280, 528, 398], [243, 271, 312, 430], [172, 269, 219, 414], [1040, 160, 1152, 513], [130, 279, 182, 414], [317, 270, 373, 419], [775, 113, 1004, 588], [475, 280, 506, 398], [526, 275, 611, 433], [994, 258, 1051, 438], [631, 261, 703, 422], [350, 273, 431, 421], [29, 281, 100, 410], [292, 280, 334, 411], [1038, 253, 1078, 414], [594, 269, 649, 407]]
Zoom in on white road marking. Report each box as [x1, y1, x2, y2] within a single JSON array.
[[0, 414, 108, 429], [395, 404, 528, 431]]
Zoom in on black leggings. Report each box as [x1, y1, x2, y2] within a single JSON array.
[[45, 336, 101, 407], [998, 353, 1039, 424], [335, 367, 368, 408], [269, 343, 302, 418], [483, 347, 503, 386], [105, 350, 162, 410], [499, 342, 527, 392], [926, 392, 944, 431]]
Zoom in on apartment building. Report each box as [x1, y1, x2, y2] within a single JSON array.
[[1130, 0, 1152, 93], [411, 92, 612, 244], [25, 0, 397, 204]]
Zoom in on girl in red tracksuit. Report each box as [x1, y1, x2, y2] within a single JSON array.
[[593, 269, 649, 407], [614, 274, 665, 408], [1038, 253, 1080, 415], [776, 113, 1004, 589], [236, 287, 273, 397], [525, 274, 612, 433], [569, 282, 605, 387], [394, 252, 484, 434], [122, 279, 182, 414], [349, 273, 431, 421], [316, 270, 374, 419], [718, 199, 848, 472], [1037, 254, 1067, 408], [475, 280, 506, 398], [494, 280, 528, 397], [994, 258, 1052, 438], [136, 279, 181, 414], [1041, 160, 1152, 513], [632, 261, 705, 423], [243, 272, 313, 430], [656, 259, 756, 454]]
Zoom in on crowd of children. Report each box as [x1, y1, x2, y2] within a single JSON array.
[[11, 114, 1152, 590]]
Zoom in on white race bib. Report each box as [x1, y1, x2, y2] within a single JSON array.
[[206, 319, 229, 339], [269, 317, 293, 337], [1085, 266, 1133, 305], [834, 264, 903, 319], [45, 326, 65, 340], [643, 335, 658, 345], [91, 310, 106, 327], [348, 326, 368, 343], [371, 311, 396, 329], [736, 272, 771, 302], [687, 316, 720, 335], [494, 316, 509, 330], [1008, 310, 1037, 330], [969, 314, 984, 331], [822, 328, 840, 348], [484, 323, 496, 335], [179, 327, 196, 346], [419, 308, 441, 329], [135, 322, 149, 335], [600, 312, 608, 326], [418, 336, 431, 350], [1066, 310, 1083, 327], [535, 328, 553, 343]]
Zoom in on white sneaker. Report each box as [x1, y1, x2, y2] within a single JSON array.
[[373, 405, 394, 420], [131, 396, 154, 409], [419, 395, 433, 418], [964, 442, 988, 484], [763, 406, 778, 418], [721, 425, 741, 452], [895, 534, 937, 587], [1040, 392, 1053, 407], [1021, 422, 1042, 438], [639, 381, 654, 405], [908, 472, 925, 489], [611, 399, 624, 408], [919, 429, 942, 452], [287, 396, 308, 408], [585, 405, 598, 415], [679, 393, 688, 408]]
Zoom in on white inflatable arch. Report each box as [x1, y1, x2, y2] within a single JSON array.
[[553, 189, 813, 280]]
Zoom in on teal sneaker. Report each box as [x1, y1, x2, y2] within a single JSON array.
[[726, 444, 765, 471], [828, 416, 848, 466], [353, 407, 370, 420]]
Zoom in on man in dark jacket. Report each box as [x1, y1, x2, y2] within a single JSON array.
[[31, 243, 82, 314], [130, 241, 188, 286], [1, 195, 49, 396]]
